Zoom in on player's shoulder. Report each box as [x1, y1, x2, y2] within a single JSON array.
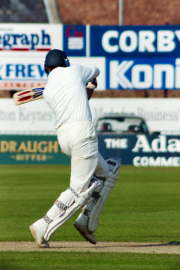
[[71, 64, 97, 72], [69, 64, 81, 69], [66, 64, 83, 75], [68, 64, 98, 76], [65, 64, 80, 72]]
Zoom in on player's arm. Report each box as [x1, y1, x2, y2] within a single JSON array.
[[80, 65, 100, 82], [80, 65, 99, 100], [86, 78, 97, 100]]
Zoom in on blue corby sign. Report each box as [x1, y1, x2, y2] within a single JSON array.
[[90, 25, 180, 58]]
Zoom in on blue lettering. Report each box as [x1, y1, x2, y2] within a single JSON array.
[[12, 34, 21, 45], [0, 31, 51, 50], [37, 65, 46, 77], [31, 34, 39, 50], [6, 64, 14, 77], [41, 30, 51, 45], [16, 65, 26, 77], [3, 34, 11, 49], [28, 65, 35, 77], [21, 34, 29, 45]]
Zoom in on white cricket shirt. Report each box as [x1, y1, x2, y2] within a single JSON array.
[[43, 64, 100, 129]]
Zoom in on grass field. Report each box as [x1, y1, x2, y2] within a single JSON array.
[[0, 252, 180, 270], [0, 165, 180, 269]]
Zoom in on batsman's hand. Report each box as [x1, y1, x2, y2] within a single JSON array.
[[86, 78, 97, 100]]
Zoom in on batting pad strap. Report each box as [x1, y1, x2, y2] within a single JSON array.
[[83, 209, 91, 216], [43, 180, 101, 241], [94, 175, 106, 182], [91, 191, 101, 199]]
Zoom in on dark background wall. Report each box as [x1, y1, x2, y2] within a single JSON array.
[[57, 0, 119, 25], [123, 0, 180, 26], [57, 0, 180, 26]]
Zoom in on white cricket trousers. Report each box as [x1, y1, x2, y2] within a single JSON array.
[[57, 120, 109, 193], [46, 120, 110, 220]]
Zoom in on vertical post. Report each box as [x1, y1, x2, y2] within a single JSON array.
[[43, 0, 62, 23], [119, 0, 123, 26], [86, 25, 90, 57]]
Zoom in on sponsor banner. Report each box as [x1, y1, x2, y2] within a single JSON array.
[[106, 57, 180, 90], [98, 134, 180, 166], [0, 135, 70, 164], [63, 25, 87, 56], [0, 24, 62, 51], [0, 52, 47, 89], [1, 24, 180, 90], [0, 99, 54, 133], [1, 98, 180, 134], [0, 53, 105, 90], [0, 133, 179, 166], [90, 25, 180, 58], [3, 24, 180, 58], [89, 25, 180, 90], [90, 98, 180, 134]]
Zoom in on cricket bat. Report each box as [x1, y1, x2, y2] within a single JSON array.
[[13, 84, 46, 106]]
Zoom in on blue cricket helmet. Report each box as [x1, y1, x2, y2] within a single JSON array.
[[44, 49, 70, 75]]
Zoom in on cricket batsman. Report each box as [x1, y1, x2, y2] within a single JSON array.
[[29, 49, 121, 248]]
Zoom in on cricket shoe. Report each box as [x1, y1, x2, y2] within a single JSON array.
[[29, 218, 49, 248], [74, 213, 97, 245]]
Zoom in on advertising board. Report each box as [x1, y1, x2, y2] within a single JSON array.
[[90, 25, 180, 58], [0, 134, 70, 165], [1, 98, 180, 134], [106, 57, 180, 90], [63, 25, 87, 56], [98, 134, 180, 166], [0, 133, 179, 166], [0, 53, 105, 90], [90, 98, 180, 134], [1, 24, 180, 90], [0, 24, 62, 51], [0, 52, 47, 89], [0, 99, 54, 134]]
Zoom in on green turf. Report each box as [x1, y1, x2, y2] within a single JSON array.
[[0, 252, 180, 270], [0, 165, 180, 243], [0, 165, 180, 270]]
